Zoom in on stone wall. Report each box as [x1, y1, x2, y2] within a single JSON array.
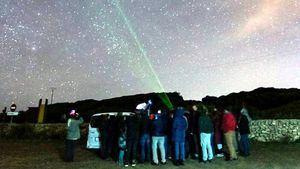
[[249, 119, 300, 142], [1, 120, 300, 142], [0, 123, 88, 139]]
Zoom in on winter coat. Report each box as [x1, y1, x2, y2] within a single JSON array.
[[165, 113, 173, 138], [198, 114, 214, 134], [139, 113, 151, 134], [151, 113, 167, 136], [66, 117, 83, 140], [213, 112, 223, 144], [126, 115, 139, 140], [238, 114, 250, 135], [191, 110, 200, 134], [172, 108, 188, 142], [185, 112, 192, 134], [222, 112, 236, 133]]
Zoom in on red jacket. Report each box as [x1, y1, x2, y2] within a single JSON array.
[[222, 112, 236, 133]]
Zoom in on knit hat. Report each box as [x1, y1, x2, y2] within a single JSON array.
[[69, 109, 78, 118]]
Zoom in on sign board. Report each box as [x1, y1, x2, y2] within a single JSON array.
[[7, 111, 19, 116], [10, 104, 17, 112]]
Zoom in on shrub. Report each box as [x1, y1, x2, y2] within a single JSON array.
[[9, 124, 34, 139]]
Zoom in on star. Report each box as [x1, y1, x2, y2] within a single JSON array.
[[0, 0, 299, 110]]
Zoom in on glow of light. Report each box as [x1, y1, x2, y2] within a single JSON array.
[[238, 0, 283, 38]]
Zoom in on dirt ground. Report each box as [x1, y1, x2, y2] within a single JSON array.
[[0, 139, 300, 169]]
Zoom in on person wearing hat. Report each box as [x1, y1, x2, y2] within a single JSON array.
[[172, 107, 188, 166], [65, 109, 84, 162]]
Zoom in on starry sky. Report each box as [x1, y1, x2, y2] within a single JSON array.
[[1, 0, 300, 110]]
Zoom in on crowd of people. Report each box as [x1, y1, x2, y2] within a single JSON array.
[[65, 100, 252, 167]]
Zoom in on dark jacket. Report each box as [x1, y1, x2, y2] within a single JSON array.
[[172, 108, 188, 142], [238, 114, 250, 135], [166, 113, 174, 138], [151, 113, 166, 136], [126, 115, 139, 140], [191, 110, 200, 134], [198, 114, 213, 134], [185, 112, 192, 134], [139, 113, 151, 134], [212, 111, 223, 144]]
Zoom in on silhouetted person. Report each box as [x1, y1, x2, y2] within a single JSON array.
[[238, 106, 252, 156], [198, 105, 214, 163], [165, 109, 174, 159], [136, 100, 152, 163], [99, 115, 109, 159], [107, 116, 118, 160], [187, 105, 200, 159], [212, 107, 224, 157], [172, 107, 188, 166], [125, 114, 139, 167], [139, 111, 151, 163], [118, 120, 127, 166]]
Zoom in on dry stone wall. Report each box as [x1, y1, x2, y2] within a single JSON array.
[[1, 120, 300, 142], [249, 119, 300, 142]]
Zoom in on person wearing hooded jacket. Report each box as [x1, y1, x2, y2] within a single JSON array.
[[172, 107, 188, 166]]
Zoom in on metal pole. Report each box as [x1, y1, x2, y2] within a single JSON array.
[[50, 87, 56, 104], [10, 116, 13, 124]]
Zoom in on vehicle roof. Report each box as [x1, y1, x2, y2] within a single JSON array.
[[91, 112, 135, 117]]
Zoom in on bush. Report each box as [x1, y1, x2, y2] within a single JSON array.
[[9, 124, 34, 139]]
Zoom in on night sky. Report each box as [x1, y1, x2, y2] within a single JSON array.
[[1, 0, 299, 110]]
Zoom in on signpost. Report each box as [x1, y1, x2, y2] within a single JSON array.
[[8, 103, 17, 124], [10, 103, 17, 112], [7, 111, 19, 116]]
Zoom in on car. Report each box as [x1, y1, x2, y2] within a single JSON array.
[[86, 112, 135, 149]]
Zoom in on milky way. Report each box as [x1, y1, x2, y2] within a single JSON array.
[[1, 0, 299, 110]]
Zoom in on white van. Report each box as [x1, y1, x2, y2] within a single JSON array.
[[86, 112, 135, 149]]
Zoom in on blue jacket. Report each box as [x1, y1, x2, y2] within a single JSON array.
[[172, 108, 188, 142], [151, 113, 166, 136]]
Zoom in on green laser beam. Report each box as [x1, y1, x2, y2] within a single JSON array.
[[112, 0, 173, 109]]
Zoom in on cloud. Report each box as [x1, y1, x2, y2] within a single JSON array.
[[237, 0, 298, 38]]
